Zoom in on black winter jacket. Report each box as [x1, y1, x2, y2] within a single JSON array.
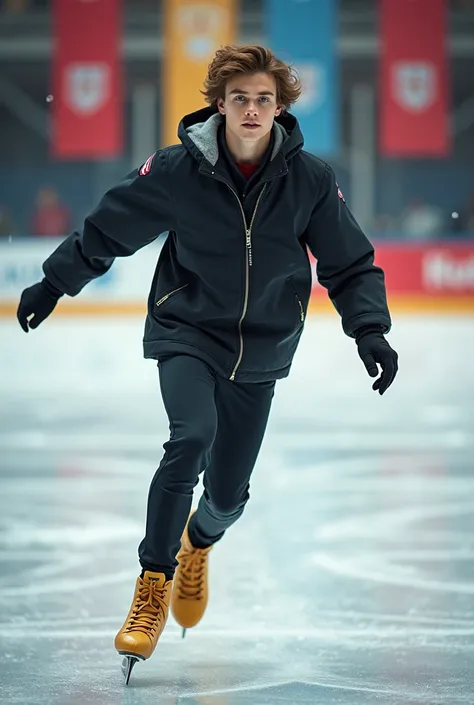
[[42, 107, 391, 382]]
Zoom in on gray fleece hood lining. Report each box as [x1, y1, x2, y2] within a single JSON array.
[[185, 113, 287, 167]]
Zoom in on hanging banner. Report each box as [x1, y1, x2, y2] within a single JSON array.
[[51, 0, 123, 159], [162, 0, 237, 146], [379, 0, 450, 156], [265, 0, 339, 156]]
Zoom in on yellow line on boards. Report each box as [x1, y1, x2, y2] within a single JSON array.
[[1, 297, 474, 319]]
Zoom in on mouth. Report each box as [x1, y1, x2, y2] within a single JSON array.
[[242, 123, 260, 129]]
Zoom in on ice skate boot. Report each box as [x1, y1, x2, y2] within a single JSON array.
[[171, 511, 213, 639], [114, 571, 172, 684]]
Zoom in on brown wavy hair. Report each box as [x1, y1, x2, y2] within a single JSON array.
[[202, 45, 301, 111]]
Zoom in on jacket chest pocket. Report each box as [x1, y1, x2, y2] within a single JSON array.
[[156, 284, 188, 308]]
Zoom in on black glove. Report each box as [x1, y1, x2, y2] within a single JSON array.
[[17, 278, 63, 332], [355, 325, 398, 395]]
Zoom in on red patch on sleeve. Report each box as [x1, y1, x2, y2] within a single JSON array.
[[139, 152, 156, 176], [336, 182, 345, 202]]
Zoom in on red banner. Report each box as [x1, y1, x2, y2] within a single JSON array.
[[379, 0, 450, 157], [51, 0, 123, 159], [375, 244, 474, 296], [310, 243, 474, 298]]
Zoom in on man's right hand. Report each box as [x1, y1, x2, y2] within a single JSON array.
[[17, 279, 63, 332]]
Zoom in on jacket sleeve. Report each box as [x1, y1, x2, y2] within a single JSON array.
[[304, 163, 392, 337], [42, 150, 174, 296]]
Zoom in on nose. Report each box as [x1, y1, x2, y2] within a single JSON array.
[[245, 101, 258, 116]]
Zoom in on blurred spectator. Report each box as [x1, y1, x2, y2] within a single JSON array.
[[0, 205, 15, 237], [2, 0, 29, 13], [371, 213, 398, 238], [399, 197, 445, 240], [30, 187, 71, 237]]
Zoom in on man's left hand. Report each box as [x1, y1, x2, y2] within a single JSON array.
[[355, 327, 398, 395]]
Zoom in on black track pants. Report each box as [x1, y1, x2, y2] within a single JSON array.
[[138, 355, 275, 575]]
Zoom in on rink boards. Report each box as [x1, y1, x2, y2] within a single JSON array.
[[1, 237, 473, 316]]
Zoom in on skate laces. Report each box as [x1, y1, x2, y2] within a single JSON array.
[[178, 546, 208, 600], [125, 579, 168, 635]]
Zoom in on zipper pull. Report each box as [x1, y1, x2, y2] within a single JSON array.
[[246, 230, 253, 267], [298, 300, 305, 322], [156, 293, 169, 307]]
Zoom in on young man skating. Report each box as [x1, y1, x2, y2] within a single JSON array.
[[17, 45, 398, 683]]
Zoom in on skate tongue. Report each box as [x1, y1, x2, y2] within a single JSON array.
[[142, 571, 167, 587]]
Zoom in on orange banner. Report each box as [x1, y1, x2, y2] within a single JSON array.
[[163, 0, 236, 146]]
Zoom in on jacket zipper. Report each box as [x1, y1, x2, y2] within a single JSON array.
[[156, 283, 188, 307], [227, 184, 267, 381]]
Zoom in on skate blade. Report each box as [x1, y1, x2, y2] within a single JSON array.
[[182, 627, 187, 639], [120, 654, 144, 685]]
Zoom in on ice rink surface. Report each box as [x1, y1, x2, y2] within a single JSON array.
[[1, 313, 474, 704]]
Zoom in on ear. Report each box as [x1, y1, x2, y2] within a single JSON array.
[[217, 98, 226, 115], [275, 105, 282, 117]]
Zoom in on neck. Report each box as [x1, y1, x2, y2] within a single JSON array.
[[224, 125, 272, 164]]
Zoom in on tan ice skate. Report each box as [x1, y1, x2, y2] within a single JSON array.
[[171, 510, 213, 638], [114, 571, 172, 684]]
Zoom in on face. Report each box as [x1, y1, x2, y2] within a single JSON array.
[[37, 188, 58, 207], [217, 72, 282, 143]]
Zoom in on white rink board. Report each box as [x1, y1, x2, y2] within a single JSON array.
[[0, 237, 164, 304]]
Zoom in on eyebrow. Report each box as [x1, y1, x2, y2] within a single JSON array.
[[228, 89, 275, 96]]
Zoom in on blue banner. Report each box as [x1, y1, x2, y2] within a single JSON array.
[[266, 0, 339, 155]]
